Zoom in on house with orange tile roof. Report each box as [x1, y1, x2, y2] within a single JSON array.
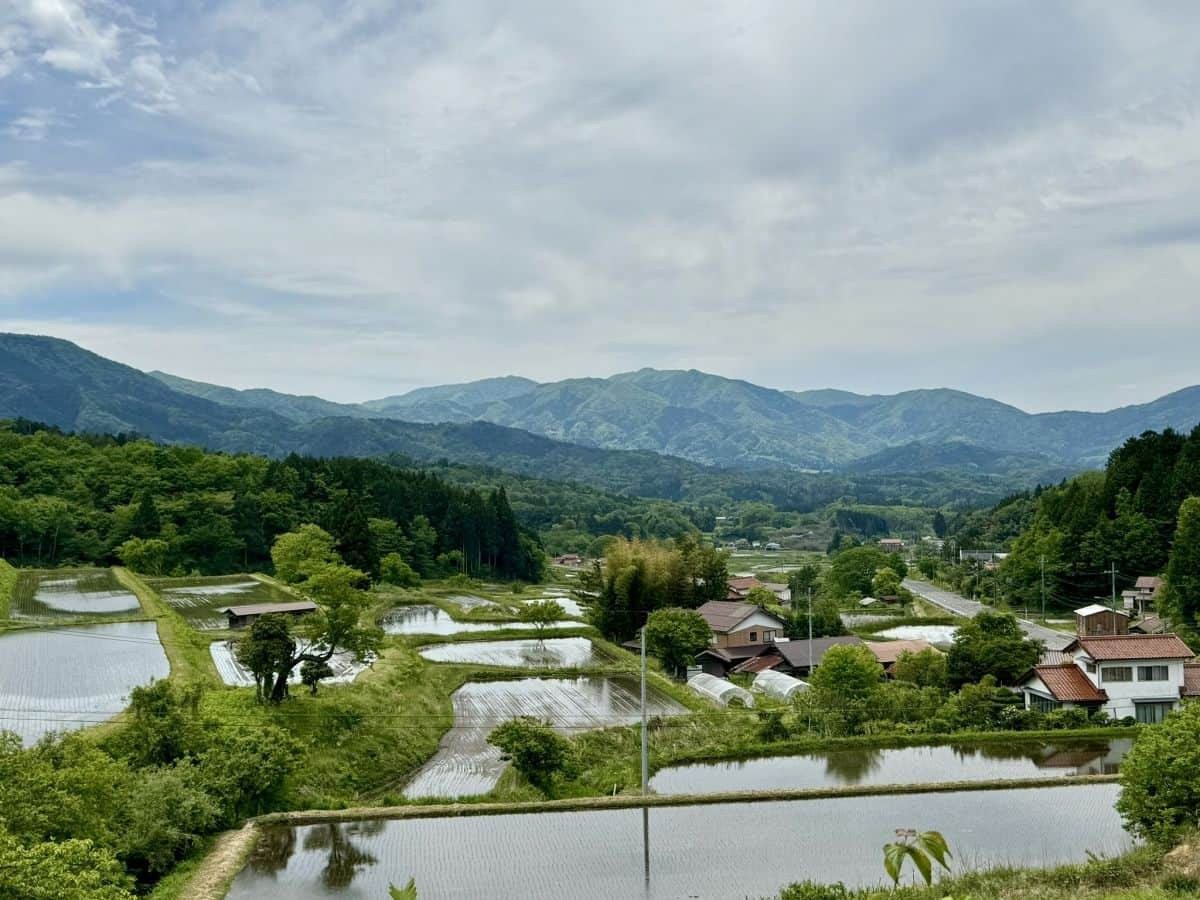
[[1019, 631, 1199, 724]]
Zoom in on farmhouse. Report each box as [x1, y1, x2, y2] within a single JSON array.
[[878, 538, 906, 553], [1019, 632, 1199, 723], [725, 576, 791, 604], [732, 635, 866, 677], [864, 638, 940, 677], [220, 600, 318, 629], [696, 600, 785, 648]]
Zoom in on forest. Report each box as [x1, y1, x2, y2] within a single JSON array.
[[949, 426, 1200, 622], [0, 420, 543, 581]]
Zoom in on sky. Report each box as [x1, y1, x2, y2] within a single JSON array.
[[3, 1, 1200, 411]]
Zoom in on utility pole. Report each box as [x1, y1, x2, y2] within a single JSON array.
[[1105, 562, 1119, 633], [1040, 554, 1046, 623], [640, 624, 649, 883], [807, 587, 814, 674]]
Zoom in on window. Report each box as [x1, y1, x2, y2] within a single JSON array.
[[1135, 701, 1176, 725], [1085, 662, 1097, 674], [1137, 665, 1169, 681], [1102, 666, 1133, 684], [748, 632, 758, 643], [1029, 694, 1062, 713]]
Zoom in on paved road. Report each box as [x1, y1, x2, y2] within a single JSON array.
[[903, 578, 1073, 651]]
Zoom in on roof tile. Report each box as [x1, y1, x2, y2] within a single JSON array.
[[1033, 664, 1107, 703], [1070, 633, 1195, 661]]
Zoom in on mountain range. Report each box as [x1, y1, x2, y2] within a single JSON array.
[[2, 333, 1199, 488]]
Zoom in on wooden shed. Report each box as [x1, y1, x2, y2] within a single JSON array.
[[219, 600, 318, 629]]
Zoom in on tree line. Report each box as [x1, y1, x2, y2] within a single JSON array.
[[942, 425, 1200, 623], [0, 421, 543, 582]]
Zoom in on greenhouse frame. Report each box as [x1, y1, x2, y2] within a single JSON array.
[[687, 672, 755, 708], [752, 669, 809, 700]]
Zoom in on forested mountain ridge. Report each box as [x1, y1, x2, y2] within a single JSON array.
[[6, 332, 1200, 479], [163, 356, 1200, 470]]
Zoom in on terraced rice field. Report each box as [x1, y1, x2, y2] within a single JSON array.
[[0, 622, 170, 744], [208, 641, 375, 687], [229, 784, 1129, 899], [875, 624, 960, 643], [649, 738, 1133, 794], [442, 594, 499, 610], [147, 575, 298, 630], [535, 593, 587, 618], [418, 637, 597, 668], [403, 676, 686, 799], [12, 568, 141, 619], [380, 605, 576, 636]]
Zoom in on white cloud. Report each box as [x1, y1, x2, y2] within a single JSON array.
[[1, 1, 1200, 410]]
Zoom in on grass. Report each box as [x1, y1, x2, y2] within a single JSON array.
[[774, 840, 1200, 899], [114, 567, 221, 684], [0, 558, 17, 619], [148, 825, 259, 900]]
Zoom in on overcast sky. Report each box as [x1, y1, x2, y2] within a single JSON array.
[[3, 2, 1200, 411]]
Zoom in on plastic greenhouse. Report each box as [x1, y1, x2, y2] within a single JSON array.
[[752, 670, 809, 700], [687, 672, 754, 708]]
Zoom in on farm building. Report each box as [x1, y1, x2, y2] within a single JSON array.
[[865, 639, 940, 677], [687, 672, 754, 708], [219, 600, 317, 629], [752, 670, 809, 700], [1074, 604, 1130, 637], [732, 635, 866, 677]]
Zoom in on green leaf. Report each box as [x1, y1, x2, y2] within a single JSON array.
[[918, 830, 952, 871], [389, 878, 418, 900], [909, 845, 933, 886], [883, 843, 905, 885]]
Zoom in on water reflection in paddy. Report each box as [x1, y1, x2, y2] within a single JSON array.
[[381, 605, 576, 636], [650, 738, 1132, 794], [418, 637, 596, 668], [229, 784, 1129, 899]]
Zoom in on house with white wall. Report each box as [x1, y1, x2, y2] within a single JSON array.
[[1020, 632, 1198, 724]]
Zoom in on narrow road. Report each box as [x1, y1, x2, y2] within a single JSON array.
[[902, 578, 1073, 651]]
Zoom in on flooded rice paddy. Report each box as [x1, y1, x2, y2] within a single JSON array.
[[875, 624, 960, 643], [0, 622, 170, 744], [209, 641, 373, 687], [229, 783, 1128, 899], [418, 637, 597, 668], [380, 605, 576, 636], [12, 568, 141, 618], [442, 594, 498, 610], [147, 575, 299, 631], [650, 738, 1132, 794], [403, 676, 686, 799], [536, 593, 587, 618]]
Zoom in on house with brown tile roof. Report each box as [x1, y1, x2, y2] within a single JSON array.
[[864, 638, 940, 676], [694, 601, 785, 649], [1019, 631, 1197, 723]]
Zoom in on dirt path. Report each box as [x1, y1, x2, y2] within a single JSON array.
[[177, 823, 259, 900]]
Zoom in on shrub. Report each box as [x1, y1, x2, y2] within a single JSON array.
[[1044, 707, 1091, 730], [1117, 701, 1200, 842], [757, 709, 789, 742], [487, 718, 578, 794], [379, 553, 420, 588]]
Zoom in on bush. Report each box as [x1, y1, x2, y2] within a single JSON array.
[[1117, 701, 1200, 843], [757, 709, 789, 742], [487, 718, 578, 794], [1044, 707, 1091, 730], [379, 553, 420, 588]]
